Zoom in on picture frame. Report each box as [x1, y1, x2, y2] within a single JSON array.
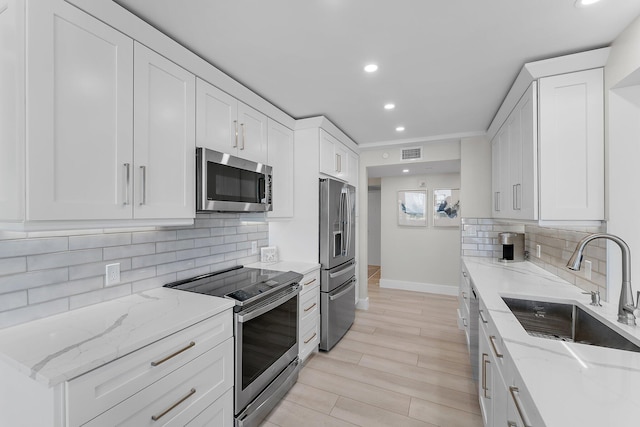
[[397, 190, 427, 227], [433, 188, 461, 227]]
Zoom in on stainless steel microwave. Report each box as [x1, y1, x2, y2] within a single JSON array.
[[196, 147, 272, 212]]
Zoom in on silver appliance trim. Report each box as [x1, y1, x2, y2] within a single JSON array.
[[196, 147, 273, 212], [321, 259, 356, 293], [236, 284, 299, 323], [235, 359, 300, 427], [320, 277, 356, 351]]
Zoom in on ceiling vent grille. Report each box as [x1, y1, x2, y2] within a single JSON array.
[[401, 147, 422, 161]]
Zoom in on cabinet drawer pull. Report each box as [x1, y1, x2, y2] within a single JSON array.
[[304, 332, 317, 344], [479, 309, 488, 324], [481, 353, 490, 398], [303, 278, 317, 286], [304, 302, 317, 312], [509, 386, 533, 427], [489, 335, 504, 358], [150, 341, 195, 367], [151, 388, 196, 421]]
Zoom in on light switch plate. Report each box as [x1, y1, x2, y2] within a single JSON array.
[[584, 260, 592, 280]]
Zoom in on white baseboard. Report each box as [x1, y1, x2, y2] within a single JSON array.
[[356, 297, 369, 310], [379, 278, 458, 296]]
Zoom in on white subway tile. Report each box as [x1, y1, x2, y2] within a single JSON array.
[[0, 257, 27, 275], [103, 243, 155, 261], [0, 237, 68, 258], [0, 268, 68, 293], [0, 299, 69, 329], [27, 249, 102, 271], [120, 266, 156, 283], [132, 273, 176, 293], [69, 283, 132, 311], [156, 259, 196, 276], [156, 239, 194, 253], [211, 244, 237, 255], [0, 291, 27, 311], [177, 229, 210, 240], [224, 234, 248, 244], [69, 233, 131, 250], [69, 258, 132, 281], [28, 276, 103, 304], [131, 230, 177, 244], [132, 252, 176, 269], [176, 248, 210, 261]]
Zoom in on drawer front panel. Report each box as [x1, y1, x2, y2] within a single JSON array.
[[299, 270, 320, 295], [299, 315, 319, 360], [68, 311, 232, 426], [83, 337, 233, 427], [300, 287, 319, 323]]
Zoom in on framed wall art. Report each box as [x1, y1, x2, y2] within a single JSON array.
[[433, 188, 461, 227], [397, 190, 427, 227]]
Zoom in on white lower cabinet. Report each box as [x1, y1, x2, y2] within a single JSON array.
[[298, 268, 320, 361], [0, 309, 234, 427]]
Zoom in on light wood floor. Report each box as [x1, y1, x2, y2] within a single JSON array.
[[260, 266, 482, 427]]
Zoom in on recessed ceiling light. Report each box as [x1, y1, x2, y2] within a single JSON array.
[[396, 126, 405, 132], [574, 0, 601, 7], [384, 103, 395, 110], [402, 169, 409, 173], [364, 64, 378, 73]]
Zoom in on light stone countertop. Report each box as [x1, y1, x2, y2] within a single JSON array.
[[245, 260, 320, 275], [0, 287, 234, 387], [463, 257, 640, 427]]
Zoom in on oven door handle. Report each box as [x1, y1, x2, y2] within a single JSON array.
[[237, 285, 300, 323]]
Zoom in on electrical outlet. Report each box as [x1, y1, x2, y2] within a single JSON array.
[[536, 244, 541, 258], [584, 260, 592, 280], [251, 241, 258, 255], [105, 263, 120, 286]]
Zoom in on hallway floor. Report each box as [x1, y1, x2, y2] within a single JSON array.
[[260, 266, 482, 427]]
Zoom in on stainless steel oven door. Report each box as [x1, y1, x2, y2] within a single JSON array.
[[234, 284, 300, 414]]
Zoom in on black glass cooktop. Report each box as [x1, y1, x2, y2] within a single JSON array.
[[164, 265, 301, 304]]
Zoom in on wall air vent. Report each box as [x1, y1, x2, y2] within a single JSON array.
[[401, 147, 422, 161]]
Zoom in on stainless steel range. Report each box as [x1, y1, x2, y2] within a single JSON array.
[[164, 266, 302, 427]]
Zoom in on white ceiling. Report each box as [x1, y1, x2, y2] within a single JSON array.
[[368, 160, 461, 178], [115, 0, 640, 146]]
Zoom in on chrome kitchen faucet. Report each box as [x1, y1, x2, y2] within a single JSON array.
[[567, 233, 640, 326]]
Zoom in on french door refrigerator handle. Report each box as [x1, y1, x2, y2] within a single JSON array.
[[328, 262, 355, 279], [329, 278, 356, 301]]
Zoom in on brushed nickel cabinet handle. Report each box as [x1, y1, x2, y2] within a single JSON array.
[[151, 388, 196, 421], [489, 335, 504, 358], [150, 341, 195, 367], [304, 302, 317, 312], [240, 123, 245, 150], [479, 309, 488, 324], [123, 163, 130, 205], [304, 332, 317, 344], [507, 422, 518, 427], [139, 165, 147, 205], [233, 120, 238, 148], [509, 386, 533, 427], [304, 278, 316, 286], [481, 353, 490, 398], [462, 291, 467, 299]]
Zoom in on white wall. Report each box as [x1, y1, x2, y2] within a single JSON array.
[[367, 189, 381, 266], [460, 135, 492, 218], [604, 14, 640, 303], [357, 140, 461, 303], [379, 173, 461, 293]]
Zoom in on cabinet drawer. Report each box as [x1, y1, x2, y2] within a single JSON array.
[[300, 269, 320, 295], [299, 316, 319, 360], [67, 311, 232, 426], [300, 287, 319, 323], [185, 388, 233, 427], [84, 337, 233, 427]]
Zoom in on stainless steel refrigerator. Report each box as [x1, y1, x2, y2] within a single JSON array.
[[319, 178, 356, 351]]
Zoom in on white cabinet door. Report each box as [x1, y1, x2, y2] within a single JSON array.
[[507, 107, 521, 218], [491, 129, 506, 218], [347, 150, 359, 187], [133, 43, 195, 219], [517, 83, 538, 220], [478, 325, 493, 426], [237, 101, 268, 164], [0, 0, 24, 221], [539, 68, 604, 221], [196, 78, 238, 155], [319, 129, 349, 181], [267, 119, 294, 219], [26, 1, 134, 220]]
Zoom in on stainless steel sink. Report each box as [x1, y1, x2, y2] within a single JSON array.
[[502, 297, 640, 353]]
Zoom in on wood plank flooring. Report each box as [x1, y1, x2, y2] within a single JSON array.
[[260, 266, 482, 427]]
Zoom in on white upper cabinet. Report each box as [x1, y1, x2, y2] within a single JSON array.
[[133, 43, 196, 220], [347, 150, 359, 187], [491, 68, 603, 222], [196, 78, 267, 164], [237, 102, 268, 164], [539, 68, 604, 221], [319, 129, 351, 182], [267, 119, 294, 219], [26, 0, 134, 220]]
